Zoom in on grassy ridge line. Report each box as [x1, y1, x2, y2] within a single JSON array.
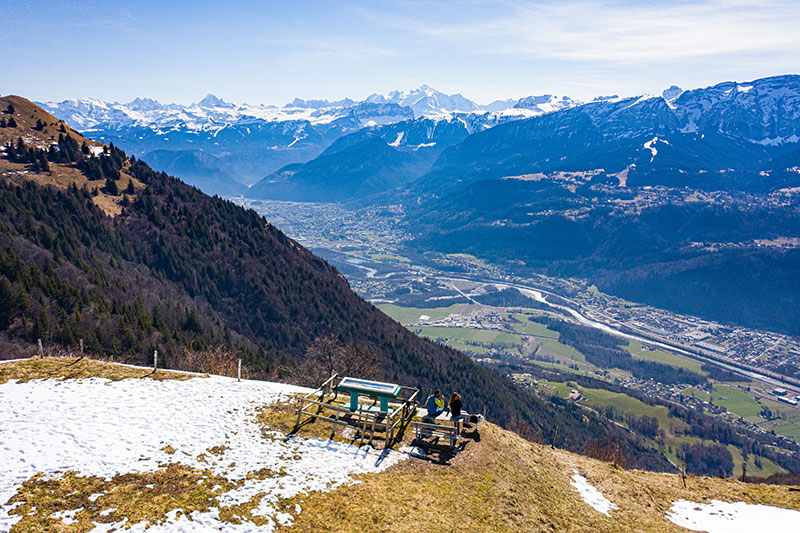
[[0, 357, 195, 384], [280, 422, 800, 532]]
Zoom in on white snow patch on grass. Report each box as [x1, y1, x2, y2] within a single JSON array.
[[570, 470, 617, 517], [666, 499, 800, 532], [0, 374, 408, 531], [51, 506, 83, 524]]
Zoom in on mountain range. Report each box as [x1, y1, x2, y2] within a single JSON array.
[[38, 87, 580, 195]]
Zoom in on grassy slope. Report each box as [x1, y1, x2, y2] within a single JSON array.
[[4, 360, 799, 532], [0, 95, 143, 216], [0, 357, 194, 384], [282, 422, 800, 532]]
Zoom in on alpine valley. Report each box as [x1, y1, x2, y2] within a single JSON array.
[[41, 75, 800, 338]]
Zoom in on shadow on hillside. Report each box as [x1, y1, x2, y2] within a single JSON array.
[[409, 438, 471, 465]]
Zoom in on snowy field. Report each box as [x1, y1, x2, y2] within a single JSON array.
[[571, 469, 800, 531], [667, 499, 800, 533], [0, 372, 408, 532], [570, 470, 618, 517]]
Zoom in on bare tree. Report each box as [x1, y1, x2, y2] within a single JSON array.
[[291, 335, 383, 388]]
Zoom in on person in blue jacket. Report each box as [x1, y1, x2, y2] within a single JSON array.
[[425, 389, 445, 418]]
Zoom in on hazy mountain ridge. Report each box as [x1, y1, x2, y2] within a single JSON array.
[[418, 75, 800, 192], [37, 87, 579, 194], [246, 116, 478, 202]]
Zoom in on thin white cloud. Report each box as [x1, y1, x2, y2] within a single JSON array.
[[383, 0, 800, 63]]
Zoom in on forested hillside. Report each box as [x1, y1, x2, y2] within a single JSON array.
[[0, 96, 673, 471]]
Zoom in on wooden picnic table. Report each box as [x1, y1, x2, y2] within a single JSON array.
[[335, 376, 402, 413]]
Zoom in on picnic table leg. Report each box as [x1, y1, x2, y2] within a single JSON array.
[[380, 396, 389, 413], [349, 391, 359, 411]]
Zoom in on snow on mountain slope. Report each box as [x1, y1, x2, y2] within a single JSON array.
[[39, 87, 578, 135], [0, 371, 407, 532], [513, 94, 580, 114]]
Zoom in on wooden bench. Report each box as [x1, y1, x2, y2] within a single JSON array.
[[411, 420, 462, 449]]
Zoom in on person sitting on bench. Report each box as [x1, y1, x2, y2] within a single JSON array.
[[424, 389, 445, 419], [448, 392, 473, 429]]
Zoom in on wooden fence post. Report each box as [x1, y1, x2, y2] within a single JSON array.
[[154, 350, 158, 371], [238, 359, 242, 381], [38, 338, 43, 357], [79, 338, 84, 357]]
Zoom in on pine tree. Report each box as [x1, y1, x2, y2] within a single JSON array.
[[5, 103, 15, 114], [105, 177, 119, 196], [0, 118, 6, 127], [126, 180, 135, 194], [7, 117, 17, 128]]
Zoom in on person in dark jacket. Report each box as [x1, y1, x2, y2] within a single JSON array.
[[448, 392, 473, 428]]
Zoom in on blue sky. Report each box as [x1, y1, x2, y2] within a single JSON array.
[[3, 0, 800, 105]]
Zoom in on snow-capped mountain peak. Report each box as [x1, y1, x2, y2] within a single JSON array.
[[661, 85, 683, 101], [197, 93, 233, 108]]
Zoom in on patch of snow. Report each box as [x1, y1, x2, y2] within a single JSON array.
[[412, 142, 436, 150], [88, 493, 104, 502], [418, 314, 430, 320], [98, 507, 116, 516], [666, 499, 800, 532], [643, 137, 659, 162], [275, 511, 294, 526], [0, 372, 408, 532], [89, 146, 105, 156], [570, 471, 617, 517], [388, 131, 405, 147], [754, 134, 800, 146], [51, 507, 83, 524]]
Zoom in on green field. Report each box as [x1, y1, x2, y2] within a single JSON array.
[[415, 326, 522, 347], [626, 341, 705, 374], [711, 385, 763, 417], [377, 304, 463, 325], [447, 340, 489, 354], [755, 398, 800, 440], [540, 380, 686, 432], [368, 252, 410, 263], [509, 315, 559, 338], [537, 339, 585, 362], [682, 384, 762, 418]]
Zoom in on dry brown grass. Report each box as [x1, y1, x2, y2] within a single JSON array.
[[6, 463, 237, 532], [0, 95, 145, 217], [255, 394, 345, 442], [0, 356, 197, 384], [279, 422, 800, 532], [255, 393, 417, 447]]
